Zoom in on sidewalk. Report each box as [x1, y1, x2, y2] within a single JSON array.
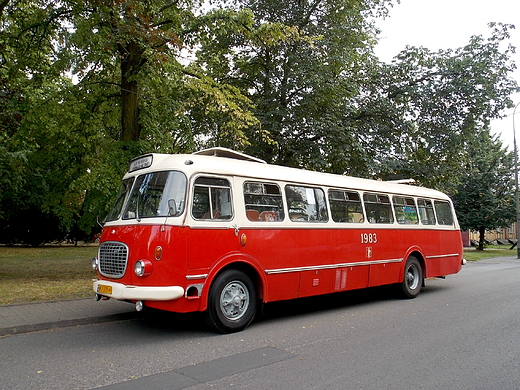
[[0, 297, 138, 337]]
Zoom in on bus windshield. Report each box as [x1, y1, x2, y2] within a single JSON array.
[[105, 178, 134, 222], [106, 171, 187, 221]]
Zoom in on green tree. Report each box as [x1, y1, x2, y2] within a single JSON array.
[[453, 130, 515, 251], [0, 1, 80, 244], [374, 23, 518, 193], [198, 0, 393, 173]]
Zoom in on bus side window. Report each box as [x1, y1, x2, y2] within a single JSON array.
[[192, 177, 233, 220], [243, 181, 284, 221], [285, 185, 328, 222], [417, 198, 436, 225], [434, 200, 454, 225], [363, 193, 394, 224], [328, 190, 364, 223], [393, 196, 418, 225]]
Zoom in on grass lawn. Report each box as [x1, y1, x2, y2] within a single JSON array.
[[463, 246, 518, 261], [0, 246, 98, 305]]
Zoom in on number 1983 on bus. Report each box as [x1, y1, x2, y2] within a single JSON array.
[[361, 233, 378, 244]]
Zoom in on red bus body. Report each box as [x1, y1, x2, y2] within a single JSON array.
[[93, 148, 463, 332]]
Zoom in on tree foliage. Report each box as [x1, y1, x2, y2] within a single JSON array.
[[453, 130, 516, 250], [0, 0, 518, 244], [375, 23, 518, 193], [198, 0, 393, 173]]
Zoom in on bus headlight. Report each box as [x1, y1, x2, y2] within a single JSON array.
[[91, 257, 99, 271], [134, 259, 153, 277]]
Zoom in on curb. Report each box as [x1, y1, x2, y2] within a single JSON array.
[[0, 311, 140, 338]]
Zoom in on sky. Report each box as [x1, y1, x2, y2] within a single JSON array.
[[374, 0, 520, 150]]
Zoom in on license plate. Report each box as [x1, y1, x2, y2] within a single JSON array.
[[97, 284, 112, 294]]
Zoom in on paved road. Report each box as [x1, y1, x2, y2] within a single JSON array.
[[0, 258, 519, 390]]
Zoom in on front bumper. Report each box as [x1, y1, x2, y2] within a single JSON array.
[[93, 279, 184, 301]]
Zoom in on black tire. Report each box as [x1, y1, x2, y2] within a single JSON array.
[[400, 256, 423, 299], [206, 269, 257, 333]]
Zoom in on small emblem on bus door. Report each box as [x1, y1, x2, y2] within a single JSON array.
[[366, 247, 373, 258]]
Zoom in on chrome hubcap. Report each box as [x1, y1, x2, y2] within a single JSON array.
[[406, 265, 420, 290], [220, 281, 249, 321]]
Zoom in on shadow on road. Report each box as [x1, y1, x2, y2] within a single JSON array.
[[117, 282, 451, 336]]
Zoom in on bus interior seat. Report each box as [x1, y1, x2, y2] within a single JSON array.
[[260, 211, 278, 221], [246, 209, 260, 221]]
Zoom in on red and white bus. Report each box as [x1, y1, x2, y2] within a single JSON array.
[[92, 148, 463, 333]]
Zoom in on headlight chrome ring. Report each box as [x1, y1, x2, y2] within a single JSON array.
[[91, 257, 99, 272], [134, 259, 153, 277]]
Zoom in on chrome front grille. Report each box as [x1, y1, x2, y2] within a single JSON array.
[[98, 242, 128, 279]]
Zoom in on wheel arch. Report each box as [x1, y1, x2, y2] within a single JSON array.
[[201, 258, 265, 312]]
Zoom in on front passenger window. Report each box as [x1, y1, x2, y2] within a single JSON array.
[[192, 177, 232, 220]]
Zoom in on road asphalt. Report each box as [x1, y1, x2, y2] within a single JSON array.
[[0, 297, 139, 337]]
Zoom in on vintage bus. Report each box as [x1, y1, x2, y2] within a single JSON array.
[[92, 148, 463, 333]]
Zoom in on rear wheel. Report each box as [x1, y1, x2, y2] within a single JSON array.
[[206, 269, 257, 333], [400, 256, 423, 299]]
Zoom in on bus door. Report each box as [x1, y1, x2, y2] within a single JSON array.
[[328, 189, 369, 292], [240, 180, 299, 302], [364, 193, 401, 287], [186, 176, 239, 272], [283, 185, 337, 298]]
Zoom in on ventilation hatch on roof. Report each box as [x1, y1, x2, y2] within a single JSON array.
[[193, 147, 267, 164]]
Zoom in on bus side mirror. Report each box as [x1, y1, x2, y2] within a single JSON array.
[[168, 199, 177, 216]]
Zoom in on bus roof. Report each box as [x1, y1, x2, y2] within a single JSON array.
[[125, 149, 450, 200]]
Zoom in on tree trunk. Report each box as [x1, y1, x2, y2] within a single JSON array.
[[478, 226, 486, 251], [120, 41, 143, 142]]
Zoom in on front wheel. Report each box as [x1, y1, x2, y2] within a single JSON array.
[[399, 256, 423, 299], [206, 269, 257, 333]]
